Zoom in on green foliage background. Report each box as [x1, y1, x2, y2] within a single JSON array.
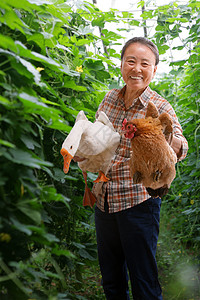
[[0, 0, 199, 299]]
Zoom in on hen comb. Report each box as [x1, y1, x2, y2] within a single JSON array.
[[122, 118, 127, 130]]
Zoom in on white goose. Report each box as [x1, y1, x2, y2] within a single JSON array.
[[60, 110, 120, 207]]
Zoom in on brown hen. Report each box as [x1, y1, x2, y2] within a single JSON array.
[[122, 102, 177, 197]]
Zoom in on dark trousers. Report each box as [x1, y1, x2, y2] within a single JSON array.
[[95, 197, 163, 300]]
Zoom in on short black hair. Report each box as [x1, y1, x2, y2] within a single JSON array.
[[121, 37, 159, 66]]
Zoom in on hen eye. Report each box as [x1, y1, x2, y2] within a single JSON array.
[[127, 125, 132, 130]]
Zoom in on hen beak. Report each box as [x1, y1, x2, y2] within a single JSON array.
[[60, 148, 73, 174]]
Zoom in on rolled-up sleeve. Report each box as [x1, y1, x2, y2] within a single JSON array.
[[173, 124, 188, 161], [165, 105, 188, 161], [156, 97, 188, 162]]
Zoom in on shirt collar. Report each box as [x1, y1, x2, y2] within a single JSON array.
[[118, 85, 153, 110], [138, 86, 153, 108]]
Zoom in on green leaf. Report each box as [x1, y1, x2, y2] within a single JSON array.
[[18, 92, 49, 108], [64, 175, 78, 181], [15, 57, 41, 84], [77, 24, 93, 36], [17, 203, 41, 224], [84, 59, 105, 70], [169, 60, 187, 66], [92, 16, 105, 28], [76, 38, 91, 46], [31, 50, 60, 67], [45, 233, 60, 243], [3, 148, 52, 169], [167, 17, 188, 23], [0, 139, 15, 148], [95, 70, 110, 81], [47, 119, 72, 131], [2, 0, 41, 10], [18, 92, 70, 130], [20, 135, 40, 150], [40, 97, 60, 106], [0, 48, 42, 84], [0, 7, 28, 33], [158, 45, 170, 54], [78, 248, 96, 261], [52, 168, 66, 182], [0, 40, 66, 74], [188, 1, 200, 8], [27, 33, 45, 51], [52, 246, 75, 258], [137, 1, 145, 8], [11, 218, 32, 235], [41, 186, 70, 206], [0, 34, 18, 52], [62, 79, 87, 91], [27, 0, 53, 5], [0, 95, 13, 107]]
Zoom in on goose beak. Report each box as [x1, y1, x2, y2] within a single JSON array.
[[60, 148, 73, 174]]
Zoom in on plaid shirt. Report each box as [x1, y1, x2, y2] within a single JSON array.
[[93, 86, 188, 213]]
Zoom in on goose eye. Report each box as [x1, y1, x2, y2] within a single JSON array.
[[70, 146, 73, 149]]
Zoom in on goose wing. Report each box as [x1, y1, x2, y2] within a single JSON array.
[[78, 121, 120, 157]]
